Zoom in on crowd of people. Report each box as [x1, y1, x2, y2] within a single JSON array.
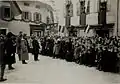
[[38, 35, 120, 73], [0, 31, 120, 82]]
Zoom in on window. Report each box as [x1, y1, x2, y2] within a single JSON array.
[[86, 1, 90, 14], [4, 8, 10, 18], [24, 2, 29, 6], [24, 12, 29, 19], [34, 12, 41, 23], [36, 13, 39, 21], [36, 5, 40, 9], [22, 11, 31, 21], [1, 6, 12, 21], [107, 1, 111, 12], [80, 1, 85, 14]]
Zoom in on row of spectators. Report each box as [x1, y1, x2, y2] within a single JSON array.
[[35, 35, 120, 73]]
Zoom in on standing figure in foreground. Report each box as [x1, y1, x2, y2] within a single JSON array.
[[5, 32, 16, 70], [0, 35, 7, 82], [20, 34, 29, 64], [17, 33, 29, 64], [32, 36, 40, 61]]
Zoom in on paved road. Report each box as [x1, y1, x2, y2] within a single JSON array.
[[3, 53, 120, 84]]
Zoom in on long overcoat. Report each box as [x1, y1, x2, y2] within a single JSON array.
[[53, 43, 60, 55], [32, 39, 40, 55], [5, 38, 16, 64], [19, 39, 29, 60], [0, 40, 5, 65]]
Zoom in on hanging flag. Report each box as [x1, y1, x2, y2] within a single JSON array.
[[59, 25, 61, 32], [84, 25, 90, 33], [10, 0, 22, 16], [62, 26, 65, 33]]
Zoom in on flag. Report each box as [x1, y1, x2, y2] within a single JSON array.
[[10, 1, 22, 16], [59, 25, 61, 32], [84, 25, 90, 33], [62, 26, 65, 33]]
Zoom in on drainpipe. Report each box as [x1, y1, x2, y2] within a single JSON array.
[[117, 0, 119, 36]]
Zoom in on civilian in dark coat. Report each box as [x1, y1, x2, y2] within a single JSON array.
[[16, 31, 23, 61], [32, 37, 40, 61], [5, 32, 15, 70], [41, 38, 46, 55], [59, 41, 66, 59], [65, 39, 73, 62], [0, 35, 7, 82]]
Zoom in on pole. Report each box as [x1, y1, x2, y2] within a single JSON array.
[[117, 0, 119, 36]]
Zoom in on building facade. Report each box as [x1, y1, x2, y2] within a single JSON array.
[[62, 0, 119, 37], [0, 1, 56, 36]]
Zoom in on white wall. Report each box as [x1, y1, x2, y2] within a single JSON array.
[[8, 21, 30, 36], [86, 13, 98, 25]]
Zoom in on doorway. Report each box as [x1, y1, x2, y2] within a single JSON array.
[[0, 29, 6, 35], [96, 30, 109, 37]]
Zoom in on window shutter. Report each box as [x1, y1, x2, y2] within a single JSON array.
[[107, 0, 111, 11], [69, 3, 73, 17], [21, 11, 25, 20], [63, 3, 67, 17], [1, 6, 4, 19], [34, 12, 36, 21], [39, 13, 41, 22], [29, 12, 31, 21]]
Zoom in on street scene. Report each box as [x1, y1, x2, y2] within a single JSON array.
[[0, 0, 120, 83]]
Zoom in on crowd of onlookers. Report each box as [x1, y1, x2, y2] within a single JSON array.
[[0, 31, 120, 82], [38, 35, 120, 73]]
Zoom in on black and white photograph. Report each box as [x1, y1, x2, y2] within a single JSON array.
[[0, 0, 120, 83]]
